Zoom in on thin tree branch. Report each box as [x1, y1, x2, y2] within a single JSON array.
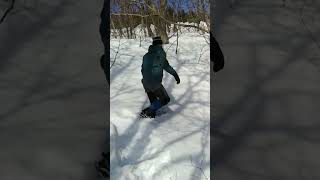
[[111, 13, 155, 18], [111, 12, 210, 33], [189, 155, 209, 180], [165, 35, 179, 53], [198, 45, 208, 64], [0, 0, 15, 24], [110, 38, 121, 69]]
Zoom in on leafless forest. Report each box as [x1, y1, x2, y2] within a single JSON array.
[[110, 0, 210, 43]]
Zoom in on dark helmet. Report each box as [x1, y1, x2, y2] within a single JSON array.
[[152, 36, 163, 45]]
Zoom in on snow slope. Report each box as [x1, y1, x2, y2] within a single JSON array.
[[110, 31, 210, 180]]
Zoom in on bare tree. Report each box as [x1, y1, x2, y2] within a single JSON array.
[[110, 0, 210, 41]]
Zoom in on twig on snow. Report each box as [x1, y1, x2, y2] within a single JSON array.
[[189, 155, 209, 180]]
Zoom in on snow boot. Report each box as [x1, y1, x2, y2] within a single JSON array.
[[145, 109, 156, 118], [149, 100, 162, 112], [140, 108, 156, 118], [140, 107, 150, 118], [141, 107, 150, 114], [140, 100, 162, 118]]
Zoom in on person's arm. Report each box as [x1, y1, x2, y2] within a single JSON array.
[[163, 59, 180, 84]]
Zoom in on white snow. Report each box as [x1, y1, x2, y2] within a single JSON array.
[[110, 122, 122, 169], [110, 27, 210, 180]]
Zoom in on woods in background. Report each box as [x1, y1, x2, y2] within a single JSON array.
[[110, 0, 210, 43]]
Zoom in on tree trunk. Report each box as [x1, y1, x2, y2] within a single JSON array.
[[159, 0, 169, 43], [145, 0, 155, 37]]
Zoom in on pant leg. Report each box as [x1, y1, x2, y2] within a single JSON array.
[[154, 84, 170, 106], [146, 91, 157, 104], [141, 79, 158, 104]]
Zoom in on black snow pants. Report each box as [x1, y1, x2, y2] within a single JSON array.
[[142, 80, 170, 106]]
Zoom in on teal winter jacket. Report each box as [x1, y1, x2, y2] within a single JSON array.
[[141, 45, 179, 90]]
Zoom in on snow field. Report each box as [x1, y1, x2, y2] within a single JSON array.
[[110, 29, 210, 180]]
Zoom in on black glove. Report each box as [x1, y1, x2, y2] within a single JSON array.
[[175, 75, 180, 84]]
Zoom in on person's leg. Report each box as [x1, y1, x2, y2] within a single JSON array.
[[141, 79, 158, 104], [141, 82, 170, 118], [141, 91, 157, 115], [154, 84, 170, 106], [146, 91, 157, 104], [149, 85, 170, 113]]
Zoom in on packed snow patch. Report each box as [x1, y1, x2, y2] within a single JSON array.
[[111, 120, 173, 180]]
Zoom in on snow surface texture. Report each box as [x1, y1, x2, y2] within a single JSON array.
[[110, 30, 210, 179], [110, 122, 121, 168]]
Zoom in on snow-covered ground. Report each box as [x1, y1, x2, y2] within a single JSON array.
[[110, 31, 210, 179]]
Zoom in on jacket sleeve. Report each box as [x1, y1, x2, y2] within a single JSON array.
[[160, 50, 179, 78], [163, 58, 179, 79]]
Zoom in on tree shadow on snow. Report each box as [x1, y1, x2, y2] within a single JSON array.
[[211, 0, 320, 179], [114, 45, 211, 179]]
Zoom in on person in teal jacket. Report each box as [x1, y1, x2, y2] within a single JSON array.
[[140, 36, 180, 118]]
